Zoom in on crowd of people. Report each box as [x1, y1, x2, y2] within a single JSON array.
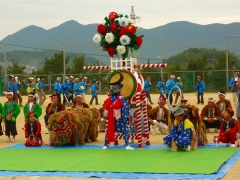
[[1, 71, 240, 150]]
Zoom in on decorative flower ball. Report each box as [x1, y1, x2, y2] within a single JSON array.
[[92, 11, 144, 58]]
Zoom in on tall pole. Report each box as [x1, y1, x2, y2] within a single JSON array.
[[160, 39, 163, 77], [98, 44, 101, 91], [63, 42, 66, 77], [4, 44, 7, 88], [226, 36, 228, 91]]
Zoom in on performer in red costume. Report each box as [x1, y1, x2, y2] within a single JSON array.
[[24, 112, 43, 146], [218, 108, 239, 147], [101, 71, 134, 150]]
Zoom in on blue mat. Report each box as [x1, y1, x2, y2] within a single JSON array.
[[0, 143, 239, 179]]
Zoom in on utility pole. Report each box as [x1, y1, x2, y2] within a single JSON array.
[[160, 39, 163, 77], [4, 44, 7, 88], [63, 42, 66, 78], [226, 36, 228, 90], [98, 44, 101, 91]]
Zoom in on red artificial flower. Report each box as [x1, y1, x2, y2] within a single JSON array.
[[107, 47, 115, 56], [118, 26, 127, 36], [135, 36, 143, 46], [109, 22, 117, 32], [59, 117, 64, 124], [109, 12, 118, 21], [127, 25, 136, 34], [97, 24, 107, 34]]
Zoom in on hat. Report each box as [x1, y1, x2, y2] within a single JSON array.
[[93, 79, 97, 83], [75, 94, 82, 98], [158, 96, 166, 103], [218, 91, 226, 96], [177, 77, 181, 80], [75, 78, 79, 81], [3, 91, 13, 96], [70, 76, 74, 79], [109, 83, 123, 94], [37, 78, 40, 81], [208, 97, 216, 103], [234, 71, 239, 74], [28, 92, 35, 97], [9, 75, 14, 78], [173, 108, 185, 116], [170, 75, 175, 79], [49, 94, 58, 99], [28, 77, 34, 80]]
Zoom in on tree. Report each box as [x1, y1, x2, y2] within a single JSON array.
[[41, 52, 70, 74], [67, 55, 85, 74], [7, 60, 26, 75]]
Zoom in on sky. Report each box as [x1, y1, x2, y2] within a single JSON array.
[[1, 0, 240, 40]]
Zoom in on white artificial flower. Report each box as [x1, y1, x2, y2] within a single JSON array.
[[120, 35, 131, 45], [128, 18, 134, 24], [93, 34, 101, 44], [105, 33, 114, 43], [116, 45, 126, 54], [119, 17, 129, 27]]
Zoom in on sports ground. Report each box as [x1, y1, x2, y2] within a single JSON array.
[[0, 93, 239, 180]]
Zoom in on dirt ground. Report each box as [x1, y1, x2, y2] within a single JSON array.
[[0, 93, 239, 180]]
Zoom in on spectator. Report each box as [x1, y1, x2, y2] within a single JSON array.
[[72, 94, 89, 108], [144, 75, 154, 104], [174, 77, 184, 104], [62, 76, 69, 106], [7, 75, 16, 100], [217, 108, 239, 147], [229, 71, 240, 107], [73, 78, 81, 97], [149, 96, 169, 135], [201, 97, 221, 133], [14, 77, 23, 107], [44, 94, 65, 134], [79, 76, 89, 103], [195, 76, 205, 104], [67, 76, 74, 105], [216, 91, 232, 115], [89, 79, 99, 105], [38, 76, 46, 107], [54, 77, 62, 103], [165, 75, 175, 105], [156, 77, 165, 98], [235, 79, 240, 136]]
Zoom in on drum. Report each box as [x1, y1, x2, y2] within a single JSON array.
[[109, 70, 137, 100]]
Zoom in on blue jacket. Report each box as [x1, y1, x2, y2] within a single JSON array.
[[54, 82, 61, 94], [175, 82, 184, 92], [38, 81, 44, 91], [61, 81, 68, 94], [195, 81, 205, 93], [79, 81, 87, 93], [91, 84, 98, 97], [67, 80, 74, 92], [156, 81, 165, 91], [14, 82, 21, 91], [8, 81, 16, 93], [229, 77, 240, 88], [144, 80, 152, 92], [165, 79, 175, 94], [73, 82, 81, 96]]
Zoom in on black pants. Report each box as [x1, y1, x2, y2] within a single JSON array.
[[90, 95, 98, 105], [68, 92, 74, 104], [56, 94, 61, 104], [203, 120, 221, 129], [166, 94, 173, 105], [5, 121, 17, 136], [197, 93, 204, 104], [146, 91, 153, 104], [44, 114, 50, 127]]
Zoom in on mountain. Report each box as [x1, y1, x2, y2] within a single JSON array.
[[1, 20, 240, 66]]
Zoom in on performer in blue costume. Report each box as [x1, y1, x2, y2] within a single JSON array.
[[163, 108, 197, 151]]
